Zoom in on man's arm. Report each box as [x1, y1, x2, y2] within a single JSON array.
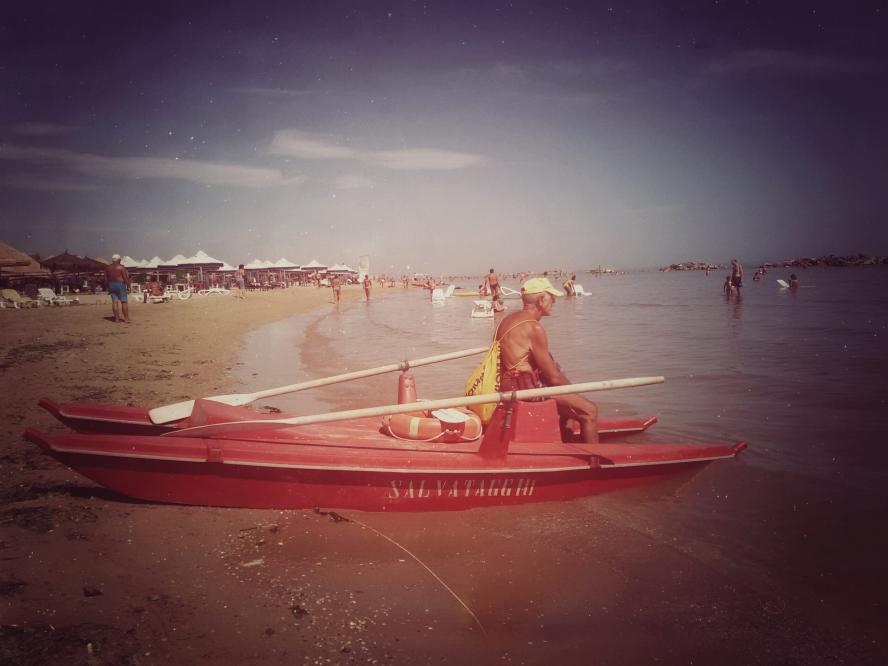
[[122, 267, 130, 287], [528, 324, 571, 387]]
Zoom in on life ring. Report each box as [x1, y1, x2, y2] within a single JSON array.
[[383, 407, 482, 443]]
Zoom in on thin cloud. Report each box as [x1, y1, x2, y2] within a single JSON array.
[[270, 132, 356, 160], [227, 87, 328, 98], [708, 49, 885, 77], [369, 149, 483, 170], [0, 145, 302, 188], [8, 122, 75, 137], [334, 174, 374, 190], [270, 130, 485, 171], [0, 173, 100, 191]]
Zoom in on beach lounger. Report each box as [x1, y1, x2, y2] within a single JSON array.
[[471, 300, 494, 318], [197, 287, 230, 296], [38, 288, 73, 306], [2, 288, 40, 308]]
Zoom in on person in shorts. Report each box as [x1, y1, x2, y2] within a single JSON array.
[[235, 264, 246, 299], [104, 254, 131, 323]]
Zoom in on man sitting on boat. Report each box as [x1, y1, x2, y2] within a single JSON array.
[[496, 277, 599, 444]]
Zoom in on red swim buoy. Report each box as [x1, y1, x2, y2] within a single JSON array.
[[383, 407, 482, 443]]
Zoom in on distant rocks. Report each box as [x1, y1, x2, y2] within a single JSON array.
[[659, 262, 722, 272], [660, 254, 887, 272], [774, 254, 887, 268]]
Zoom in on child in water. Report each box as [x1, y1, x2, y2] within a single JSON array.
[[723, 275, 734, 296]]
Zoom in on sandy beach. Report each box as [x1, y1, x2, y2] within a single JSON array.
[[0, 287, 366, 663], [2, 283, 884, 665]]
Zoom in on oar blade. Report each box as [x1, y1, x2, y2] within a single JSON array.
[[148, 400, 196, 424], [148, 394, 255, 424]]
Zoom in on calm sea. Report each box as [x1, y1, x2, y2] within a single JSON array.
[[237, 266, 888, 651], [240, 266, 888, 486]]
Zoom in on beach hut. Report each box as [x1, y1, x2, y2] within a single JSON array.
[[180, 250, 225, 285], [327, 262, 358, 284], [301, 259, 327, 272], [271, 258, 299, 286], [300, 259, 327, 284]]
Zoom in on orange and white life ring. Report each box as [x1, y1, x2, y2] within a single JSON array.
[[383, 407, 482, 443]]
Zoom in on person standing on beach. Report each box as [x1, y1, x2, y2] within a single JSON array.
[[104, 254, 131, 323], [331, 274, 342, 304], [363, 275, 371, 301], [496, 277, 599, 444], [730, 258, 744, 291], [235, 265, 246, 299]]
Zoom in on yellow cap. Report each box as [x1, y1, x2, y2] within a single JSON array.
[[522, 277, 563, 297]]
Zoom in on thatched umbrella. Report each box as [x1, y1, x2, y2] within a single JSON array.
[[0, 241, 51, 283], [40, 250, 107, 274]]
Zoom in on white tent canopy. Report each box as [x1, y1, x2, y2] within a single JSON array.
[[301, 259, 327, 270], [328, 263, 357, 273], [158, 254, 189, 268], [272, 258, 299, 269], [181, 250, 224, 267]]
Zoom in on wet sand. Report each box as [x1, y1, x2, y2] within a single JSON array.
[[1, 287, 884, 664]]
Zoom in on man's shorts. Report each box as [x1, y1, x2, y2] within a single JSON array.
[[108, 280, 128, 302]]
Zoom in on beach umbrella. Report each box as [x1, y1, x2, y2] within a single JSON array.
[[40, 250, 107, 274], [0, 240, 51, 282]]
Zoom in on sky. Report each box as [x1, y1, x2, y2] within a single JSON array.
[[1, 1, 887, 274]]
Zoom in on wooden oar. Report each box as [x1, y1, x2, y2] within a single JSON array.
[[163, 376, 665, 438], [148, 346, 488, 425]]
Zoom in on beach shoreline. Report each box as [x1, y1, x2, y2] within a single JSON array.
[[0, 286, 369, 663], [2, 282, 884, 664]]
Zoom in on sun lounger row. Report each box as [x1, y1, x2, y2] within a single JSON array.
[[1, 288, 78, 308]]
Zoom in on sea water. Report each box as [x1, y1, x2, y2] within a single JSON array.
[[239, 267, 888, 488], [237, 266, 888, 646]]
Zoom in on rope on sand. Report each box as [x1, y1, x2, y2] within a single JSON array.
[[315, 509, 486, 635]]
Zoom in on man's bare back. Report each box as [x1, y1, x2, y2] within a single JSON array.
[[105, 262, 129, 283], [495, 279, 599, 443]]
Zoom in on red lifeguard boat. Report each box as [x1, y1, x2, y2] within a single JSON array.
[[25, 394, 745, 512]]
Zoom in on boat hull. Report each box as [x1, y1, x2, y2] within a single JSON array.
[[23, 428, 744, 512], [27, 397, 744, 512], [30, 448, 720, 511]]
